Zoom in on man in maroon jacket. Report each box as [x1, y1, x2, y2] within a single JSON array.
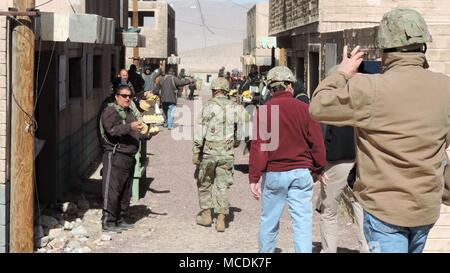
[[249, 66, 326, 253]]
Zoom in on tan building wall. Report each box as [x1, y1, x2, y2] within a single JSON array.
[[245, 2, 273, 74], [125, 0, 176, 69]]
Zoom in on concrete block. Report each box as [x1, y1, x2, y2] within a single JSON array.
[[0, 52, 5, 64], [0, 136, 5, 148], [0, 124, 5, 136], [0, 225, 5, 246], [0, 100, 5, 112], [435, 214, 450, 226], [428, 226, 450, 239], [442, 205, 450, 214], [0, 87, 6, 100], [429, 24, 450, 36], [0, 184, 6, 203], [428, 62, 446, 74], [0, 148, 5, 160], [444, 63, 450, 75], [0, 75, 5, 88], [0, 40, 5, 53], [0, 171, 4, 185], [0, 27, 5, 42], [424, 239, 450, 252], [0, 112, 4, 125], [0, 63, 5, 76], [0, 160, 5, 172], [0, 205, 5, 226]]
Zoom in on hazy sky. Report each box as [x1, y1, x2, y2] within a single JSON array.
[[168, 0, 267, 52]]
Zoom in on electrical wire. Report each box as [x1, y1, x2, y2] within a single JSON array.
[[195, 0, 215, 35], [34, 0, 55, 9], [67, 0, 78, 15], [176, 19, 245, 32]]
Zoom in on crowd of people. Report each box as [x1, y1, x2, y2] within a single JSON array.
[[98, 8, 450, 253]]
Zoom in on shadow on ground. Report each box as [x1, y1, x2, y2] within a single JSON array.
[[313, 242, 360, 253], [234, 164, 249, 174], [225, 207, 242, 228]]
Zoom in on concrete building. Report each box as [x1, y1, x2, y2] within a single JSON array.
[[242, 1, 276, 76], [0, 0, 132, 252], [126, 0, 177, 72], [269, 0, 450, 252]]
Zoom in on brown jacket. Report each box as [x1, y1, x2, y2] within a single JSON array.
[[310, 53, 450, 227]]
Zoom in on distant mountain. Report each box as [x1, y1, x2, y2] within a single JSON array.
[[179, 42, 243, 73], [168, 0, 262, 53]]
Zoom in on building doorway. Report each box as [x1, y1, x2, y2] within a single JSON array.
[[308, 52, 320, 96], [296, 57, 305, 82]]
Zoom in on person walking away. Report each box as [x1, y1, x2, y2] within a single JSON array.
[[309, 8, 450, 253], [154, 68, 192, 129], [143, 67, 153, 92], [193, 77, 249, 232], [318, 124, 369, 253], [188, 75, 197, 100], [249, 66, 326, 253], [128, 64, 145, 96]]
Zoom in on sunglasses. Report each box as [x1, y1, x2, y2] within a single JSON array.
[[117, 94, 132, 99]]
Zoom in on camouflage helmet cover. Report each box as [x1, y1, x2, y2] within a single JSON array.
[[378, 8, 432, 49], [210, 77, 230, 93], [266, 66, 296, 87]]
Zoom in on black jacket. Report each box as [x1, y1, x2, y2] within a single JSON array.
[[323, 125, 355, 162], [101, 105, 141, 156]]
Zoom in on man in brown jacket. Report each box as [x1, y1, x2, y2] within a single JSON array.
[[309, 8, 450, 253]]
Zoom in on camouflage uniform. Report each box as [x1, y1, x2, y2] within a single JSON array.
[[193, 79, 249, 216]]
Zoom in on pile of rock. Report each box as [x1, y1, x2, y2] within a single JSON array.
[[34, 195, 111, 253]]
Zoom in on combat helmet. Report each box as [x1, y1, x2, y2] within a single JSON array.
[[210, 77, 230, 93], [266, 66, 296, 88], [378, 8, 432, 50]]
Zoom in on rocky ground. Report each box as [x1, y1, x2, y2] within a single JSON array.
[[34, 90, 361, 253]]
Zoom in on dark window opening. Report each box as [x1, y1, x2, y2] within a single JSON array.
[[69, 57, 82, 98], [308, 52, 320, 96], [93, 55, 103, 89], [128, 11, 155, 28], [296, 57, 305, 82]]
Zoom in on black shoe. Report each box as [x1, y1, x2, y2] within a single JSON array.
[[102, 223, 122, 233], [116, 221, 135, 230]]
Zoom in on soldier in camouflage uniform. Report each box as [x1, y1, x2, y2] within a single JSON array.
[[193, 77, 249, 232]]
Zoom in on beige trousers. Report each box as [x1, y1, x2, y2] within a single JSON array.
[[318, 160, 369, 253]]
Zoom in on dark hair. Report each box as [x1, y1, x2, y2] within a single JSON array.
[[115, 84, 132, 95], [269, 81, 291, 92]]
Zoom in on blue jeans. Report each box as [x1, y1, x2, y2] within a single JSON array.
[[162, 102, 177, 129], [259, 168, 313, 253], [363, 212, 434, 253]]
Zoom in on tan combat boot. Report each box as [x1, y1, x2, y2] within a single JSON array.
[[196, 209, 212, 226], [216, 214, 226, 232]]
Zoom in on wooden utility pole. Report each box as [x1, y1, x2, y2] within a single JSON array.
[[10, 0, 35, 252], [132, 0, 139, 68]]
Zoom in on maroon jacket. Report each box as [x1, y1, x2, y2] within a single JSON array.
[[249, 91, 326, 184]]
